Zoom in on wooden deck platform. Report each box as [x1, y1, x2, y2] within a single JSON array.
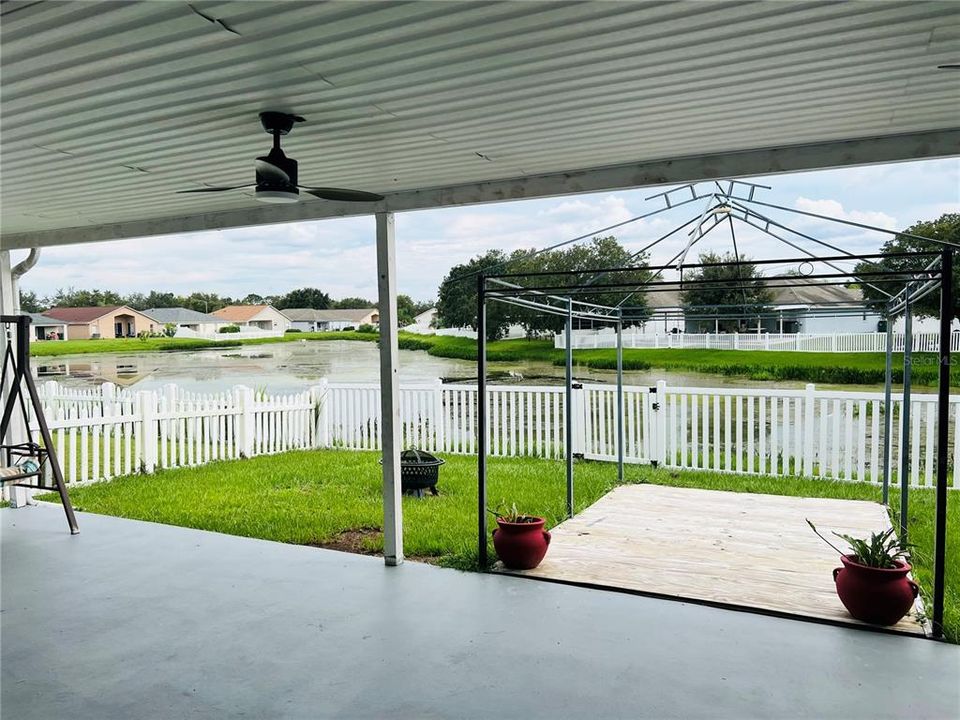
[[503, 485, 926, 635]]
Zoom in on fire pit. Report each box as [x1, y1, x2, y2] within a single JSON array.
[[384, 449, 445, 498]]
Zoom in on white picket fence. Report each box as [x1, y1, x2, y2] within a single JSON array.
[[31, 379, 959, 488], [556, 331, 960, 353]]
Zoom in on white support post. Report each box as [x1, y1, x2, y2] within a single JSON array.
[[376, 212, 403, 567]]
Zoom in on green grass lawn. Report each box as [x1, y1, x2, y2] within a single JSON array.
[[31, 330, 955, 386], [402, 335, 955, 387], [33, 448, 958, 642]]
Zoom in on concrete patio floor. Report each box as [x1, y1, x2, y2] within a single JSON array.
[[3, 506, 958, 720]]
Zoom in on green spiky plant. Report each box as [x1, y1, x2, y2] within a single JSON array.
[[807, 519, 910, 569], [488, 501, 540, 524]]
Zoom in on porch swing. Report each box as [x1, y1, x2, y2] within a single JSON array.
[[1, 315, 78, 533]]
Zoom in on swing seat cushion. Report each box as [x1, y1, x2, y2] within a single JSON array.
[[0, 466, 24, 480], [0, 461, 39, 482]]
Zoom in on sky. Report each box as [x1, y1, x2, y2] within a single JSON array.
[[14, 157, 960, 305]]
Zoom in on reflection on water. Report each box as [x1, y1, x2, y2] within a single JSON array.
[[36, 341, 477, 394], [35, 340, 891, 394]]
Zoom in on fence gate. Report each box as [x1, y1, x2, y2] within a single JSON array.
[[580, 383, 657, 465]]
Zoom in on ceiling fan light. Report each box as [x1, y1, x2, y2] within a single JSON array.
[[255, 188, 300, 204]]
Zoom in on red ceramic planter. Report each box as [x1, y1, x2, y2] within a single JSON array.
[[833, 555, 919, 626], [493, 517, 551, 570]]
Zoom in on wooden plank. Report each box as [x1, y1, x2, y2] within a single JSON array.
[[509, 485, 925, 635]]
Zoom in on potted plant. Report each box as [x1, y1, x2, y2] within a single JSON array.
[[807, 520, 919, 626], [489, 503, 551, 570]]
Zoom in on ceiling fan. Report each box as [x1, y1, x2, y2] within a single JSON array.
[[177, 111, 384, 204]]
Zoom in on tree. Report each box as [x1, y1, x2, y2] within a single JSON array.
[[142, 290, 180, 309], [853, 213, 960, 322], [332, 297, 375, 309], [275, 287, 331, 310], [46, 287, 125, 308], [436, 250, 513, 340], [242, 293, 265, 305], [183, 292, 227, 314], [18, 290, 42, 313], [396, 295, 421, 326], [436, 237, 650, 340], [680, 251, 773, 333], [507, 236, 652, 335]]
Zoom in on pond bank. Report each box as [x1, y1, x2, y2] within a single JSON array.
[[31, 331, 957, 388]]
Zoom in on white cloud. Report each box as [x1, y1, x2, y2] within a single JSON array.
[[794, 197, 898, 231]]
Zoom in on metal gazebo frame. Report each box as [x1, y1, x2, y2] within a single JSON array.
[[475, 247, 954, 639]]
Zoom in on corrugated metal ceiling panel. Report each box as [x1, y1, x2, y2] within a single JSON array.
[[1, 0, 957, 237]]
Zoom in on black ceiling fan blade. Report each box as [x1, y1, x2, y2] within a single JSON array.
[[176, 185, 253, 193], [302, 187, 385, 202], [255, 158, 290, 183]]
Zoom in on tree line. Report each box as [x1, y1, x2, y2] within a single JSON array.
[[435, 213, 959, 340]]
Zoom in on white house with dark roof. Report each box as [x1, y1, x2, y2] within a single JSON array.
[[144, 307, 226, 335], [26, 312, 68, 341], [285, 308, 378, 332]]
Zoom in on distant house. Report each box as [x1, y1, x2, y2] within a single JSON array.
[[43, 305, 157, 340], [144, 307, 225, 335], [404, 308, 437, 333], [642, 280, 880, 335], [285, 308, 379, 332], [27, 312, 68, 341], [211, 305, 291, 332]]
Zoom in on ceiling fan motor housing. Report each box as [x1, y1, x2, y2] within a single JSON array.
[[255, 147, 300, 203]]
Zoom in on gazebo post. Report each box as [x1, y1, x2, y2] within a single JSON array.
[[565, 298, 574, 518], [375, 212, 403, 566], [932, 249, 952, 639], [616, 309, 624, 484], [898, 283, 913, 541], [477, 274, 488, 567], [882, 308, 893, 504]]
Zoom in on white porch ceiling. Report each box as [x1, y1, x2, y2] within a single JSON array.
[[1, 0, 958, 248]]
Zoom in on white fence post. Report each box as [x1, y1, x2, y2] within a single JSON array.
[[433, 378, 444, 453], [803, 383, 816, 477], [311, 380, 329, 448], [655, 380, 668, 467], [138, 391, 157, 473], [236, 386, 255, 458], [571, 383, 586, 455]]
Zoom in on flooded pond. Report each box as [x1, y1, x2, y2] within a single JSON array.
[[35, 340, 890, 393]]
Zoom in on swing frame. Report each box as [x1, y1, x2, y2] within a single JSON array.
[[1, 314, 79, 533]]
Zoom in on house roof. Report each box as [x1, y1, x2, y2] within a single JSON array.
[[27, 312, 66, 327], [642, 279, 863, 311], [282, 308, 325, 322], [312, 308, 378, 323], [144, 307, 222, 324], [43, 305, 126, 323], [210, 305, 280, 322]]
